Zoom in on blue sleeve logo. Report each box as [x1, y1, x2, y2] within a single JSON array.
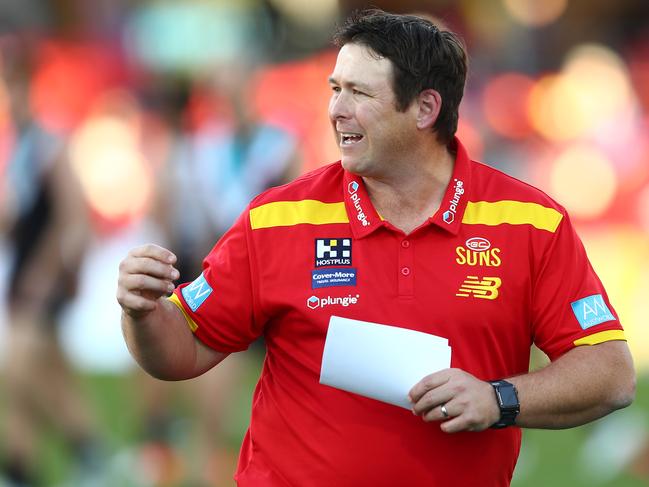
[[181, 273, 213, 312], [570, 294, 615, 330]]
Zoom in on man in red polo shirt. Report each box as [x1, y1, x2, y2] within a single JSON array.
[[117, 9, 636, 486]]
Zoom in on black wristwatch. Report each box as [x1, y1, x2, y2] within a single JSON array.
[[489, 380, 520, 428]]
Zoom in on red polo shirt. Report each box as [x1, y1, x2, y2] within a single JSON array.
[[170, 138, 625, 487]]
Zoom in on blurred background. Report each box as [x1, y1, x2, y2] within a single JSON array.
[[0, 0, 648, 486]]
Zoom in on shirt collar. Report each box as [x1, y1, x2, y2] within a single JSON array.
[[341, 136, 473, 238], [342, 170, 384, 239], [430, 137, 472, 235]]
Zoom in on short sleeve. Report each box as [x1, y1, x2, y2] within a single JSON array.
[[170, 207, 263, 353], [531, 212, 625, 361]]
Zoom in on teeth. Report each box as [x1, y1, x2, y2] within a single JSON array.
[[341, 133, 363, 145]]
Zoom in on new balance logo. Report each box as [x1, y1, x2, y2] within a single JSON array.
[[456, 276, 501, 300]]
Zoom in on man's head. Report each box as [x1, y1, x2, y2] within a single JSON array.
[[333, 9, 467, 147]]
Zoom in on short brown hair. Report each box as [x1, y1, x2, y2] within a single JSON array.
[[333, 9, 468, 146]]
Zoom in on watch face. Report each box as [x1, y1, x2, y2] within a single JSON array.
[[499, 386, 519, 407]]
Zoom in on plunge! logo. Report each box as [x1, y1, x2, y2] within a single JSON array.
[[306, 294, 360, 309], [348, 181, 370, 227], [443, 179, 465, 224]]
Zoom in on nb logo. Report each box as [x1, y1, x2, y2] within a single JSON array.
[[456, 276, 502, 300]]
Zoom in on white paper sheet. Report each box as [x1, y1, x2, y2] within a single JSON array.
[[319, 315, 452, 409]]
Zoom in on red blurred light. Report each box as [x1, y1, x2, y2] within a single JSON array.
[[482, 72, 535, 139], [0, 84, 13, 179], [29, 40, 125, 133], [456, 119, 484, 160], [253, 50, 339, 172], [629, 59, 649, 115]]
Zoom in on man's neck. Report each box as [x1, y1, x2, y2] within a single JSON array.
[[363, 144, 455, 235]]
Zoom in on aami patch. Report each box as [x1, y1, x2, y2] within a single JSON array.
[[570, 294, 615, 330], [181, 273, 213, 312]]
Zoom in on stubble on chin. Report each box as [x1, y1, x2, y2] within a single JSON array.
[[340, 156, 364, 176]]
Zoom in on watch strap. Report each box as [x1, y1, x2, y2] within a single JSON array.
[[489, 380, 520, 429]]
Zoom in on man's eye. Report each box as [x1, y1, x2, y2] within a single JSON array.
[[352, 89, 366, 96], [331, 86, 341, 93]]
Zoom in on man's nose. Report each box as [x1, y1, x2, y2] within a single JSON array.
[[329, 91, 351, 120]]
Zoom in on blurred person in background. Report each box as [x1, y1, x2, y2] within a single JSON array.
[[174, 60, 299, 487], [130, 62, 299, 486], [116, 9, 636, 487], [0, 41, 104, 487]]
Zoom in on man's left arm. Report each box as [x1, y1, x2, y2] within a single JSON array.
[[409, 340, 635, 433]]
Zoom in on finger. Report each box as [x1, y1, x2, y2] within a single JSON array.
[[409, 369, 451, 403], [439, 415, 473, 434], [129, 244, 177, 264], [436, 401, 492, 433], [412, 387, 454, 416], [116, 291, 158, 315], [121, 256, 179, 281], [120, 273, 175, 296], [421, 400, 455, 423], [127, 273, 175, 294]]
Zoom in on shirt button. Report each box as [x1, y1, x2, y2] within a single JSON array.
[[401, 240, 410, 248], [401, 267, 411, 276]]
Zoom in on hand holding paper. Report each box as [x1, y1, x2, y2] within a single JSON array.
[[319, 316, 452, 409]]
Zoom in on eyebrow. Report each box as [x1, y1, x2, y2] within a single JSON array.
[[327, 76, 373, 93]]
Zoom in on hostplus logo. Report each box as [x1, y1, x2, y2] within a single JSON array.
[[443, 179, 465, 224], [306, 294, 360, 309], [348, 181, 370, 227], [315, 238, 352, 267]]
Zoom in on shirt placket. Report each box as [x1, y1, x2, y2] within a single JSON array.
[[398, 237, 414, 297]]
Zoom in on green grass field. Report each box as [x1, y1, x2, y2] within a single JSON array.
[[3, 357, 648, 487]]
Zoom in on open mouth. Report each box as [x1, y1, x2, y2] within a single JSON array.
[[340, 132, 364, 145]]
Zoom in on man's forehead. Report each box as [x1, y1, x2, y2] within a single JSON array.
[[336, 42, 386, 64], [330, 43, 392, 81]]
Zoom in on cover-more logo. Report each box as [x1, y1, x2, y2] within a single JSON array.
[[456, 276, 501, 300], [312, 268, 357, 289], [307, 294, 360, 309]]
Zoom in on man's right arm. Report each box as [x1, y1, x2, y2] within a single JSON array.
[[117, 244, 228, 380]]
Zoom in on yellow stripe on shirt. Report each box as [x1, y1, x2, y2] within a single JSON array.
[[462, 200, 563, 233], [167, 293, 199, 332], [250, 200, 349, 230], [573, 329, 626, 346]]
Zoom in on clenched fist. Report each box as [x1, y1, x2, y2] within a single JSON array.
[[116, 244, 180, 319]]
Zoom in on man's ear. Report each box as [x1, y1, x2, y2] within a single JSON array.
[[416, 89, 442, 130]]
